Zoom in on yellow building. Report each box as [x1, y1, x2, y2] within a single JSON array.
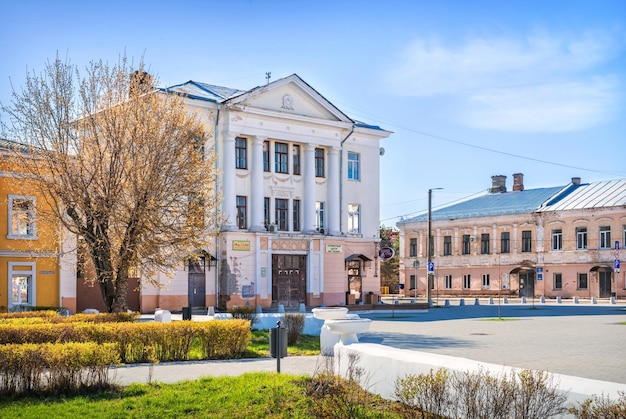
[[0, 139, 76, 312]]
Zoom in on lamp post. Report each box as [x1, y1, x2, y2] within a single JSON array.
[[427, 188, 442, 305]]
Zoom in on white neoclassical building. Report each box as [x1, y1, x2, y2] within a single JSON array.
[[139, 74, 391, 312]]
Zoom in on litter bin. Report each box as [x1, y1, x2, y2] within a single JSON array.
[[269, 326, 287, 358], [182, 306, 192, 320]]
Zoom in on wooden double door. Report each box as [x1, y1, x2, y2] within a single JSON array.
[[272, 255, 307, 307]]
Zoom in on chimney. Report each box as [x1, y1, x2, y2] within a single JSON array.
[[512, 173, 524, 191], [572, 177, 581, 185], [490, 175, 507, 193]]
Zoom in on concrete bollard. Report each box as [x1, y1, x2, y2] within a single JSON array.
[[208, 306, 215, 316], [256, 305, 263, 314], [574, 296, 579, 304], [394, 300, 399, 305], [299, 303, 306, 312], [444, 299, 450, 307], [522, 296, 527, 304], [278, 304, 285, 313], [556, 296, 562, 303], [474, 298, 480, 306], [459, 298, 465, 306], [503, 297, 508, 304], [489, 297, 494, 305], [592, 297, 597, 304], [540, 296, 545, 303], [611, 296, 616, 304], [154, 309, 171, 323], [410, 299, 415, 304]]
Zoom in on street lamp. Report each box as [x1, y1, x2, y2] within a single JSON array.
[[427, 188, 443, 305]]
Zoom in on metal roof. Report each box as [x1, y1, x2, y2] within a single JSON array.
[[399, 186, 565, 223], [161, 80, 243, 103], [538, 179, 626, 211]]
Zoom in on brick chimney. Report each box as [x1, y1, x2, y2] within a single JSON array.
[[572, 177, 581, 185], [512, 173, 524, 191], [490, 175, 507, 193]]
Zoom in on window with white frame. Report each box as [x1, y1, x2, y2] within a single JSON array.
[[275, 198, 288, 231], [409, 238, 417, 257], [552, 229, 562, 251], [444, 275, 452, 289], [576, 227, 587, 250], [274, 142, 288, 174], [235, 137, 247, 169], [263, 141, 270, 172], [236, 196, 247, 229], [292, 145, 301, 175], [501, 232, 510, 254], [599, 226, 611, 249], [8, 195, 37, 239], [347, 152, 360, 181], [315, 148, 325, 177], [482, 274, 490, 289], [553, 273, 562, 290], [9, 262, 35, 307], [521, 230, 532, 252], [480, 233, 490, 254], [348, 204, 360, 234], [462, 235, 471, 255], [315, 201, 325, 231], [463, 274, 471, 289], [443, 235, 452, 256], [292, 199, 300, 232]]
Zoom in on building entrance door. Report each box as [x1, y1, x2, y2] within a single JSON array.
[[272, 255, 307, 307], [598, 270, 612, 298], [188, 257, 206, 308], [518, 271, 535, 298]]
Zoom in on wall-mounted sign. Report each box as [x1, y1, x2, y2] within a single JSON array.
[[39, 271, 55, 275], [326, 244, 343, 253], [232, 240, 250, 251]]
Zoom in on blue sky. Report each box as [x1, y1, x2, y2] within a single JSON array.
[[2, 0, 625, 226]]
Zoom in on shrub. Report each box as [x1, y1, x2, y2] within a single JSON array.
[[395, 367, 567, 419], [228, 305, 258, 328], [281, 312, 306, 345], [568, 391, 626, 419]]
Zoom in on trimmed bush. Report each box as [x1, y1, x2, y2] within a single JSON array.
[[281, 312, 306, 345]]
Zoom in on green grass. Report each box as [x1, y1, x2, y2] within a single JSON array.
[[0, 372, 403, 418]]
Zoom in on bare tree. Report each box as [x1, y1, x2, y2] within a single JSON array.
[[3, 55, 221, 312]]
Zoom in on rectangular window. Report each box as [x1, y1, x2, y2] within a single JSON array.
[[409, 238, 417, 257], [462, 235, 471, 255], [292, 199, 300, 232], [482, 274, 490, 289], [275, 198, 288, 231], [501, 232, 510, 254], [315, 148, 325, 177], [263, 141, 270, 172], [522, 230, 532, 252], [552, 229, 562, 251], [348, 204, 360, 234], [480, 233, 490, 254], [599, 226, 611, 249], [577, 273, 588, 289], [410, 275, 417, 290], [444, 275, 452, 289], [9, 262, 35, 307], [576, 227, 588, 250], [463, 274, 471, 289], [264, 197, 270, 229], [624, 225, 626, 249], [315, 201, 325, 231], [292, 145, 301, 175], [235, 137, 247, 169], [274, 142, 288, 174], [8, 195, 37, 239], [443, 235, 452, 256], [347, 152, 360, 181], [553, 273, 562, 290], [236, 196, 247, 229]]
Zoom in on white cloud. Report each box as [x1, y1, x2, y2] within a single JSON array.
[[387, 30, 624, 131]]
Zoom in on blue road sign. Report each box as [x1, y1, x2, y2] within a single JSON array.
[[615, 260, 621, 270], [427, 261, 434, 274]]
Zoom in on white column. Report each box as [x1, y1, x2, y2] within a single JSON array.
[[303, 143, 316, 233], [222, 134, 237, 230], [328, 146, 340, 235], [250, 136, 265, 231]]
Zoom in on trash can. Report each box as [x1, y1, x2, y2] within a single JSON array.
[[269, 326, 287, 358], [182, 306, 192, 320]]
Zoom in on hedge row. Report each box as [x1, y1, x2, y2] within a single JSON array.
[[0, 311, 138, 324], [0, 342, 119, 395], [0, 319, 251, 363]]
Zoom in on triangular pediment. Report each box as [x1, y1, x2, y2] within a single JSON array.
[[225, 74, 353, 123]]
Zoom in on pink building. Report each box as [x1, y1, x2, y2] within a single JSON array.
[[397, 175, 626, 301]]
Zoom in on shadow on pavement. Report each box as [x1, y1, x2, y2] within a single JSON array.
[[359, 332, 477, 351]]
